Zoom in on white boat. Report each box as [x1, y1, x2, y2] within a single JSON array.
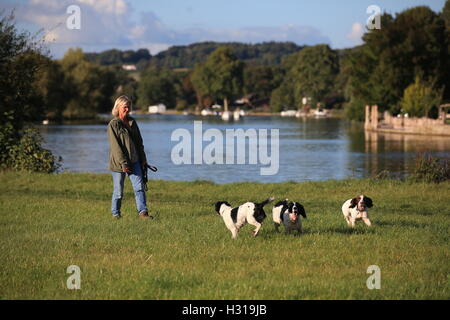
[[281, 110, 297, 117], [221, 111, 231, 121], [201, 109, 214, 116], [314, 108, 327, 118]]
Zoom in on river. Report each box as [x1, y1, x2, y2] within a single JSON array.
[[39, 114, 450, 184]]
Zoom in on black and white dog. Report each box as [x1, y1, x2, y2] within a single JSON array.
[[214, 197, 275, 239], [342, 195, 373, 228], [272, 200, 307, 234]]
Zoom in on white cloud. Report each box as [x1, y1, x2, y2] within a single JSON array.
[[346, 22, 364, 44], [6, 0, 330, 58]]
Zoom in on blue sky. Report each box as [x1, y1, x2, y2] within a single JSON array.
[[2, 0, 446, 58]]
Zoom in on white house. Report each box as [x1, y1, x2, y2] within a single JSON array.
[[122, 64, 137, 71]]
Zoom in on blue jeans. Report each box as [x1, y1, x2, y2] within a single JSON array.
[[111, 161, 148, 216]]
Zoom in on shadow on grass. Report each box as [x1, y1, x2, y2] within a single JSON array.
[[314, 225, 376, 235], [375, 220, 427, 229], [259, 225, 375, 238]]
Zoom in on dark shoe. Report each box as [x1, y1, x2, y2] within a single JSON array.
[[113, 214, 122, 219], [139, 210, 153, 220]]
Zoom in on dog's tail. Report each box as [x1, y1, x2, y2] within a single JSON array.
[[259, 196, 275, 207]]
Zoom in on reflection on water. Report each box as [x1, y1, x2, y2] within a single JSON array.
[[362, 130, 450, 178], [39, 115, 450, 183]]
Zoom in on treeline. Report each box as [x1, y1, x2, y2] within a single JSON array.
[[3, 2, 450, 124], [85, 42, 303, 69], [30, 48, 132, 120], [344, 4, 450, 120], [85, 48, 151, 68], [85, 3, 450, 119]]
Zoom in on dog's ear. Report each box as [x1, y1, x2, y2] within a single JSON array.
[[297, 202, 307, 219], [254, 207, 267, 223], [214, 201, 222, 214], [364, 196, 373, 208], [349, 197, 358, 208]]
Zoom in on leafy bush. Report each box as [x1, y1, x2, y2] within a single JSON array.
[[8, 129, 61, 173], [344, 97, 366, 121], [410, 153, 450, 183], [400, 76, 443, 117], [0, 112, 61, 173]]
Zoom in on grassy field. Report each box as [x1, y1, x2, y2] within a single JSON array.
[[0, 171, 449, 299]]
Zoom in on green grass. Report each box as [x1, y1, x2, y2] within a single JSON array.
[[0, 172, 449, 299]]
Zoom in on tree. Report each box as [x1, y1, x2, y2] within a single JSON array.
[[114, 67, 139, 105], [0, 11, 60, 172], [59, 48, 117, 118], [174, 72, 197, 110], [191, 46, 244, 111], [443, 0, 450, 33], [243, 65, 276, 99], [136, 67, 177, 110], [270, 80, 295, 112], [0, 12, 46, 131], [191, 62, 213, 110], [400, 76, 443, 117], [290, 44, 339, 107], [34, 56, 68, 120], [346, 6, 448, 118], [441, 0, 450, 100]]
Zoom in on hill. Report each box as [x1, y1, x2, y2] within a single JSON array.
[[85, 41, 304, 69]]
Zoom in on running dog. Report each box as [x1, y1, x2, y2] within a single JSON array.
[[214, 197, 275, 239], [342, 195, 373, 227], [272, 199, 307, 234]]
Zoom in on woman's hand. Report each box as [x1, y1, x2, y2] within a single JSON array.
[[123, 167, 131, 173]]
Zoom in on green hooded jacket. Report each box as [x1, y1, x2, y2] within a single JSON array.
[[107, 116, 147, 172]]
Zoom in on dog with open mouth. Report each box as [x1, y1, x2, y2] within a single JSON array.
[[272, 199, 307, 234], [214, 197, 275, 239], [342, 195, 373, 228]]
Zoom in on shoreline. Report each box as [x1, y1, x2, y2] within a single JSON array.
[[0, 170, 428, 185], [38, 109, 347, 125]]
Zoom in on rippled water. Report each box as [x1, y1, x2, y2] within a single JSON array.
[[39, 114, 450, 183]]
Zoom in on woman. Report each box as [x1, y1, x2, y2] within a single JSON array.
[[107, 95, 152, 220]]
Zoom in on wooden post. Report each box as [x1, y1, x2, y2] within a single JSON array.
[[224, 98, 228, 112], [372, 105, 378, 129], [365, 105, 371, 130]]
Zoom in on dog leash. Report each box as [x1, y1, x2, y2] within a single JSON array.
[[142, 163, 160, 218], [143, 164, 157, 191]]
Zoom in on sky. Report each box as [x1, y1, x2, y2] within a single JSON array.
[[1, 0, 446, 58]]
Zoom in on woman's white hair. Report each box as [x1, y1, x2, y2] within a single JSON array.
[[112, 95, 132, 117]]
